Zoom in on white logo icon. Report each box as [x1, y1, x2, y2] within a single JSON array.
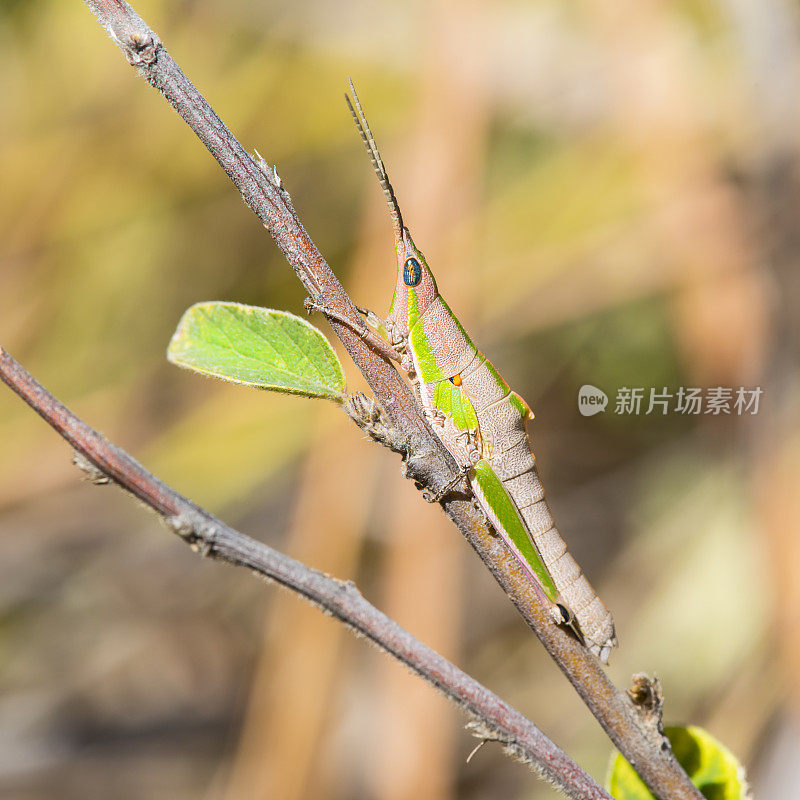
[[578, 385, 607, 416]]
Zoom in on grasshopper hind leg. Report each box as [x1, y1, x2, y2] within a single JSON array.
[[553, 606, 612, 663], [552, 601, 592, 651], [554, 603, 572, 626]]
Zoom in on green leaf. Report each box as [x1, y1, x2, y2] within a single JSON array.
[[606, 726, 750, 800], [167, 302, 346, 401]]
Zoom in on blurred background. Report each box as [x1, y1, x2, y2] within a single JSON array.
[[0, 0, 798, 797]]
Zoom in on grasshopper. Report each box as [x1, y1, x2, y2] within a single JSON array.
[[325, 81, 616, 661]]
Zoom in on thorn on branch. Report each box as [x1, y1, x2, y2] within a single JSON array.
[[628, 673, 667, 743], [466, 738, 489, 764], [115, 30, 160, 67], [253, 149, 292, 202], [628, 673, 663, 713], [465, 720, 509, 759], [72, 451, 111, 485], [164, 513, 216, 557], [344, 392, 408, 454]]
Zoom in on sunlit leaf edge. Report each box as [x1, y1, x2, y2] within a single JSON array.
[[167, 301, 346, 401]]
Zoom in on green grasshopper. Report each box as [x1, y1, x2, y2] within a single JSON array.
[[329, 81, 616, 661]]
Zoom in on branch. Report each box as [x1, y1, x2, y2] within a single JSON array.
[[0, 345, 610, 800], [73, 3, 703, 799]]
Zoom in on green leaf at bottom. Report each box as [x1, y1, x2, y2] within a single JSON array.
[[167, 302, 346, 400], [606, 726, 750, 800]]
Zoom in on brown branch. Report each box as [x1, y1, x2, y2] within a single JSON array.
[[0, 345, 610, 800], [69, 2, 703, 799]]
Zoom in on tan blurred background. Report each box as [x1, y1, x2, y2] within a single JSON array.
[[1, 0, 799, 797]]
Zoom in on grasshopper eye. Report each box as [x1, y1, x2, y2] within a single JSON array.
[[403, 257, 422, 287]]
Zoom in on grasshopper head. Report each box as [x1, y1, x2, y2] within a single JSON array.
[[388, 227, 439, 338]]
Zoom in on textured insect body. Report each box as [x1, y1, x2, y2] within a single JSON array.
[[346, 83, 616, 661]]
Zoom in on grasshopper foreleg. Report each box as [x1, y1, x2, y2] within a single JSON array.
[[354, 305, 389, 332], [304, 297, 401, 363]]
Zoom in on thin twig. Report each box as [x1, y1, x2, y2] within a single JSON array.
[[69, 3, 703, 798], [0, 345, 610, 800]]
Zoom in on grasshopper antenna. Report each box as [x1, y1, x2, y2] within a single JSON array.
[[346, 78, 404, 239]]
